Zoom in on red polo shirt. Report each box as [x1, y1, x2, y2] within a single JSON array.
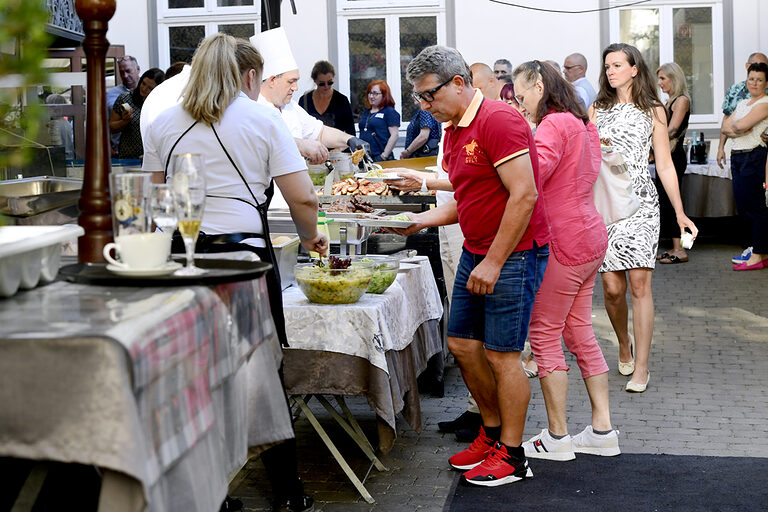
[[442, 90, 550, 255]]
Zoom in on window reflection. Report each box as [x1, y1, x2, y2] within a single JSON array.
[[399, 16, 437, 122], [673, 7, 713, 115], [348, 18, 386, 120]]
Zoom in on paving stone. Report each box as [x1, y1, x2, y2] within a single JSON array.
[[229, 244, 768, 509]]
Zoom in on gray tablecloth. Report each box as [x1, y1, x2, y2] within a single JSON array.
[[281, 257, 444, 453], [0, 275, 291, 512]]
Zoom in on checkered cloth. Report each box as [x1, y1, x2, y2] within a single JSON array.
[[107, 278, 275, 484]]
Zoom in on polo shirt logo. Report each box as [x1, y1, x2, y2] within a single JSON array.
[[463, 139, 480, 164]]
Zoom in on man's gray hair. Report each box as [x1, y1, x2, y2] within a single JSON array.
[[494, 58, 512, 70], [406, 45, 472, 87], [118, 55, 139, 67]]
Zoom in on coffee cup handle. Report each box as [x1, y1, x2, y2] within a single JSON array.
[[103, 243, 127, 268]]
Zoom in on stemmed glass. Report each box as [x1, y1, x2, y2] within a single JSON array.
[[149, 184, 178, 234], [171, 154, 207, 275]]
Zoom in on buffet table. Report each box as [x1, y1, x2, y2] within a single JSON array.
[[281, 256, 443, 500], [681, 159, 737, 217], [0, 269, 290, 512], [652, 159, 737, 218]]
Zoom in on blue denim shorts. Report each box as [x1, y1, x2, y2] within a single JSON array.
[[447, 244, 549, 352]]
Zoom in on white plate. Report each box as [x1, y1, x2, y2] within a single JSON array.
[[106, 261, 182, 277], [353, 172, 404, 181], [357, 218, 416, 228]]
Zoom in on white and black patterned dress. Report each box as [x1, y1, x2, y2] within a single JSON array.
[[595, 103, 659, 272]]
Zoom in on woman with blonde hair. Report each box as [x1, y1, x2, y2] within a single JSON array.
[[655, 62, 691, 264], [143, 33, 324, 512]]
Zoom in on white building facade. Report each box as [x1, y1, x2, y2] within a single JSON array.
[[109, 0, 768, 135]]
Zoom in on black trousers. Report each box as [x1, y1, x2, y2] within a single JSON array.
[[731, 146, 768, 254]]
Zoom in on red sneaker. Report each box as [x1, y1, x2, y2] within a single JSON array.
[[448, 426, 495, 470], [462, 442, 533, 487]]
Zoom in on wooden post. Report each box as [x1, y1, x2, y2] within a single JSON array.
[[74, 0, 116, 263]]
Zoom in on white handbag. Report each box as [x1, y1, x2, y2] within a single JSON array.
[[593, 146, 641, 225]]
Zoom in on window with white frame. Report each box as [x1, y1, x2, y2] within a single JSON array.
[[157, 0, 259, 69], [609, 0, 724, 125], [336, 3, 445, 127]]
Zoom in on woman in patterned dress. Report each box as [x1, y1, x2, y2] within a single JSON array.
[[589, 43, 698, 393]]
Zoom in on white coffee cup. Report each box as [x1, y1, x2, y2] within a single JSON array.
[[103, 232, 172, 269]]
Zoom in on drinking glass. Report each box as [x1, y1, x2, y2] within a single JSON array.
[[149, 184, 178, 234], [171, 154, 207, 275]]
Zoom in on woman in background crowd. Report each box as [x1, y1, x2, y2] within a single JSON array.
[[717, 62, 768, 270], [298, 60, 355, 136], [655, 62, 691, 264], [512, 61, 619, 460], [400, 103, 440, 159], [110, 67, 164, 159], [591, 43, 697, 393], [359, 80, 400, 161]]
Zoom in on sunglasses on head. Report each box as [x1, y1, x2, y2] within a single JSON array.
[[316, 80, 334, 87]]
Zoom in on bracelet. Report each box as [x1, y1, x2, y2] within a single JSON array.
[[420, 177, 429, 193]]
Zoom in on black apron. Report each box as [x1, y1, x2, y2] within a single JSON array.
[[166, 122, 289, 347]]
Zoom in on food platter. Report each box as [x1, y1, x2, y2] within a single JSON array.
[[357, 218, 416, 229], [353, 172, 404, 181]]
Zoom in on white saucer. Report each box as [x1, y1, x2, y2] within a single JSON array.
[[106, 262, 182, 277]]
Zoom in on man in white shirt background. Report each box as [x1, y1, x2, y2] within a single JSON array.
[[563, 53, 596, 109]]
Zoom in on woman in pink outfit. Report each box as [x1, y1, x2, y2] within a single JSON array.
[[512, 61, 620, 461]]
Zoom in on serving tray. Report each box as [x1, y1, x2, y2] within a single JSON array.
[[59, 258, 272, 287]]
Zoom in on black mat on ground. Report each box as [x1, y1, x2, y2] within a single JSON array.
[[444, 453, 768, 511]]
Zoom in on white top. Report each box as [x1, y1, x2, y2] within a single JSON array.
[[731, 96, 768, 151], [572, 77, 597, 106], [257, 94, 323, 140], [140, 66, 191, 140], [142, 92, 306, 238]]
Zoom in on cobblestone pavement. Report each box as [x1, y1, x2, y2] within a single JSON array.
[[230, 244, 768, 511]]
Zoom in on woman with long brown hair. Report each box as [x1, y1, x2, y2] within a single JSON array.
[[590, 43, 697, 393], [513, 61, 618, 460]]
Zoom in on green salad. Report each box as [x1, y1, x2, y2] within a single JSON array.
[[295, 261, 373, 304], [361, 258, 399, 294]]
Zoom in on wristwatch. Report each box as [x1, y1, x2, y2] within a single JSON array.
[[420, 177, 429, 193]]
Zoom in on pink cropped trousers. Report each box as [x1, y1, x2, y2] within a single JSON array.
[[528, 254, 609, 379]]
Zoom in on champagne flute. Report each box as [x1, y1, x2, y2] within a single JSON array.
[[171, 154, 207, 275]]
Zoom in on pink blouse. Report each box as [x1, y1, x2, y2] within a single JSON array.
[[534, 111, 607, 266]]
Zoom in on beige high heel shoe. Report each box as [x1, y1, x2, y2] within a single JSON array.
[[618, 336, 635, 376]]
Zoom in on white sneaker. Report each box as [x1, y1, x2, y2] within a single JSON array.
[[572, 425, 621, 456], [523, 428, 575, 461]]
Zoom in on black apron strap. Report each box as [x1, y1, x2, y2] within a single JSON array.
[[164, 121, 199, 180]]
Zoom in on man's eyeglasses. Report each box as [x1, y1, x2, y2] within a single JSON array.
[[563, 65, 581, 71], [412, 76, 454, 103], [316, 80, 334, 87]]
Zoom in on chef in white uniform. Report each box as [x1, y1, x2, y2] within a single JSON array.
[[250, 28, 365, 165]]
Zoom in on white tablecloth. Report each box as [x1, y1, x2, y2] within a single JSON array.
[[282, 256, 443, 373]]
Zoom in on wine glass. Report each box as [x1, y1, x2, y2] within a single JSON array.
[[171, 154, 207, 276], [149, 184, 178, 234]]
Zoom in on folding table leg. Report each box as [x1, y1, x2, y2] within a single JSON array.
[[292, 396, 376, 504], [323, 395, 388, 472], [11, 463, 48, 512]]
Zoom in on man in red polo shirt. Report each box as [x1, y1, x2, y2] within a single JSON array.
[[400, 45, 550, 486]]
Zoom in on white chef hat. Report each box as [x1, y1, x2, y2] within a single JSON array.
[[249, 27, 298, 79]]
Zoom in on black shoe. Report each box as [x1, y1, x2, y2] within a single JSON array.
[[455, 427, 480, 443], [220, 496, 243, 511], [438, 411, 482, 434], [274, 494, 314, 512]]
